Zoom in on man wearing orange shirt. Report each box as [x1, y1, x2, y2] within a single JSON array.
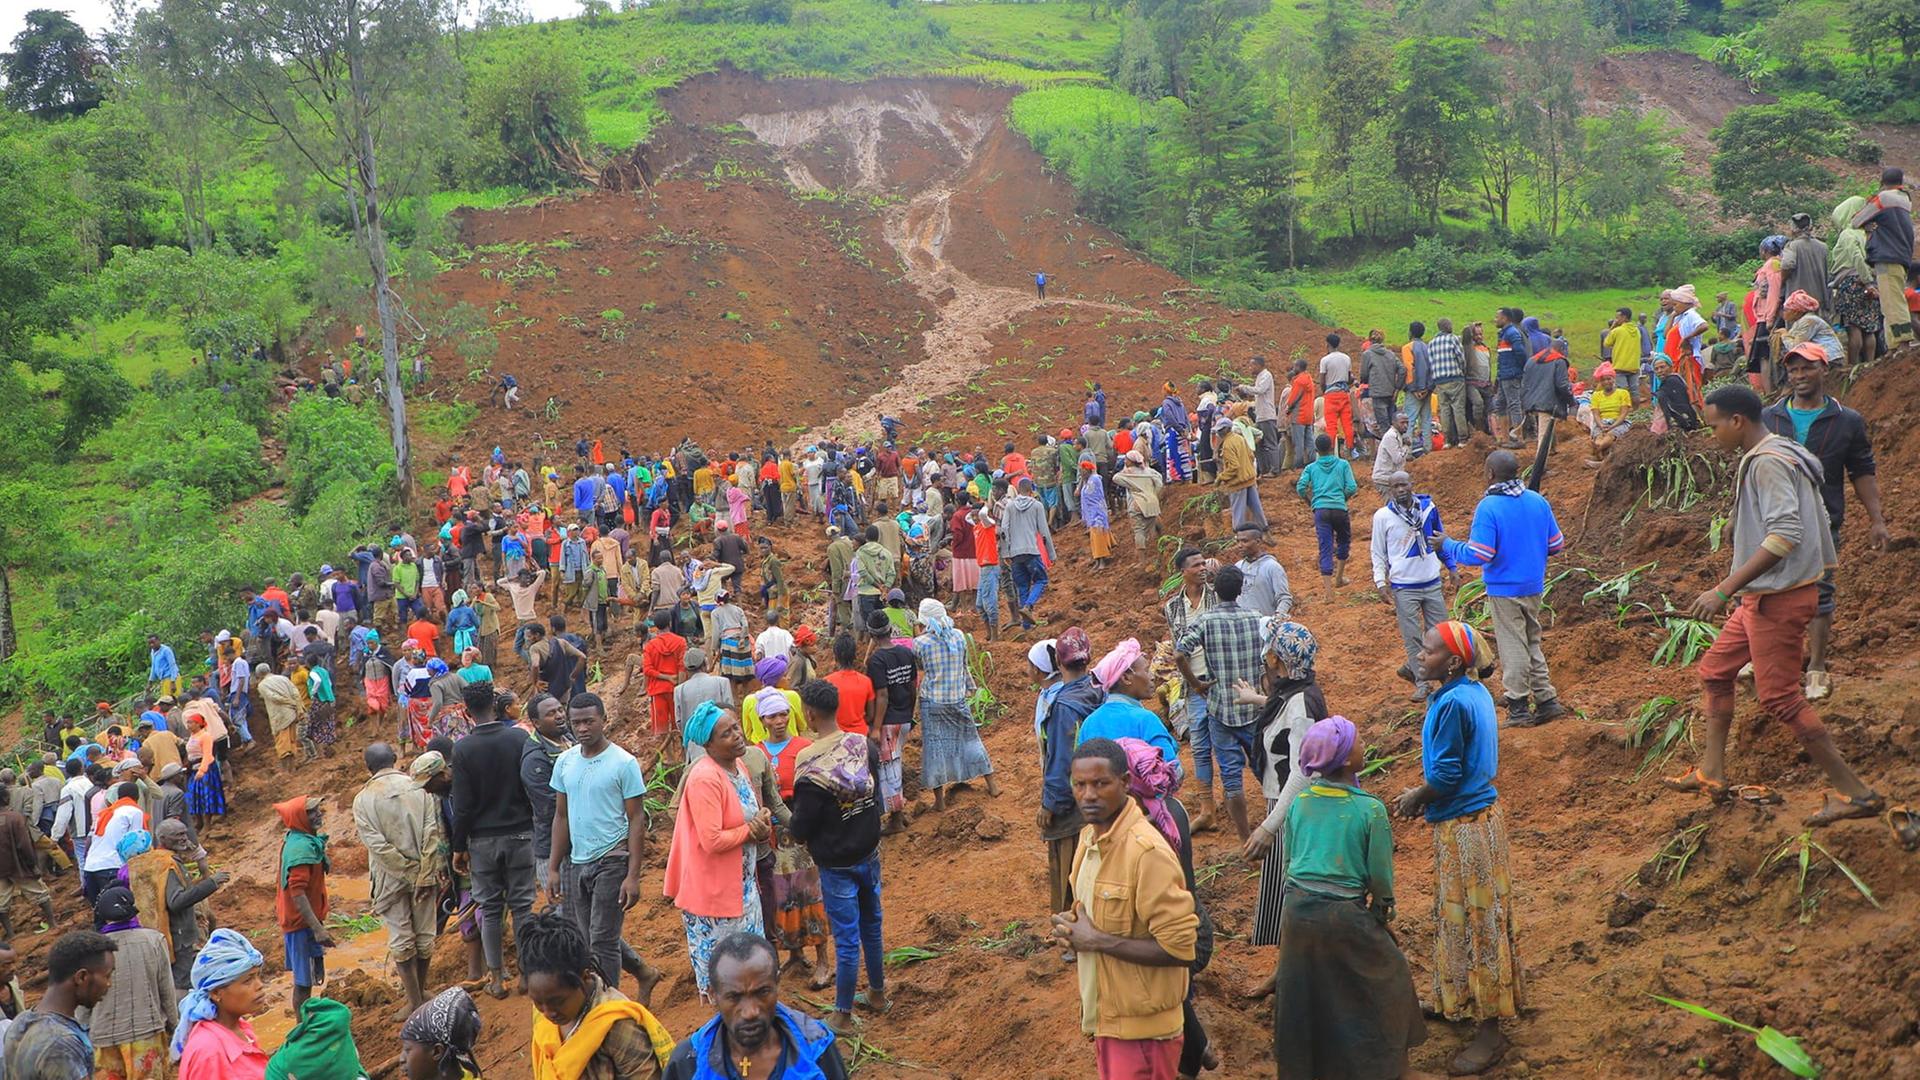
[[640, 615, 686, 735], [1283, 359, 1316, 471], [824, 633, 876, 738]]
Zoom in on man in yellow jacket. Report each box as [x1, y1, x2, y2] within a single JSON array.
[[1051, 738, 1198, 1079]]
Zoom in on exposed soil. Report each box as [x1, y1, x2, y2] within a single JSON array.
[[26, 74, 1920, 1080]]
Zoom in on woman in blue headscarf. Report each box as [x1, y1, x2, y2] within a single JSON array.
[[663, 703, 772, 1000], [173, 928, 269, 1079]]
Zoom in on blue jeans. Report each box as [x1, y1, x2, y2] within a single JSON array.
[[819, 852, 886, 1013], [1007, 553, 1047, 624], [1404, 395, 1432, 449], [1209, 718, 1256, 797], [975, 565, 1001, 627], [1187, 690, 1214, 789]]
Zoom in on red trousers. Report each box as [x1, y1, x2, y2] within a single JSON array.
[[649, 690, 673, 734], [1096, 1036, 1183, 1080], [1322, 391, 1354, 446], [1698, 584, 1825, 739]]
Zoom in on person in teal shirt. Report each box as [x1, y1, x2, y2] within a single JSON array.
[[1295, 433, 1359, 600], [1075, 639, 1181, 770], [1270, 714, 1423, 1078]]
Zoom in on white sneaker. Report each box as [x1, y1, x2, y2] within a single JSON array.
[[1737, 661, 1754, 681], [1805, 670, 1832, 701]]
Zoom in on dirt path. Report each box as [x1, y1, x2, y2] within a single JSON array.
[[736, 89, 1136, 449]]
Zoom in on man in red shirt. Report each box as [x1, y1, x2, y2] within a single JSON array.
[[275, 795, 332, 1009], [873, 445, 903, 506], [823, 633, 876, 737], [261, 579, 293, 618], [640, 615, 686, 734], [1285, 359, 1316, 471], [1000, 442, 1028, 486]]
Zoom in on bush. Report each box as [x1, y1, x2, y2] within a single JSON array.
[[280, 395, 394, 514], [88, 388, 266, 505]]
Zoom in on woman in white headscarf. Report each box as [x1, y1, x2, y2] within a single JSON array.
[[911, 599, 998, 811]]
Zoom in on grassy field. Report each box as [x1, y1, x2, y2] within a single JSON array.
[[34, 313, 199, 386], [1296, 273, 1751, 374], [925, 2, 1119, 72]]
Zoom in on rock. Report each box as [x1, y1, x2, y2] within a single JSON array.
[[1607, 891, 1656, 928], [974, 813, 1010, 841]]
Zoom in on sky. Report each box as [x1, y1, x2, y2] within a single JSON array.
[[1, 1, 588, 52]]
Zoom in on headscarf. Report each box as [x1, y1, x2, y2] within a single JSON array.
[[917, 597, 961, 647], [116, 828, 153, 863], [171, 928, 265, 1058], [1092, 638, 1142, 692], [754, 654, 789, 687], [1117, 737, 1181, 849], [1831, 196, 1870, 278], [1297, 716, 1358, 778], [451, 589, 470, 608], [751, 686, 791, 718], [792, 624, 817, 647], [399, 987, 482, 1078], [1782, 290, 1820, 315], [1265, 621, 1318, 681], [1026, 638, 1059, 677], [426, 657, 450, 676], [1435, 620, 1489, 676], [1055, 626, 1092, 668], [1760, 234, 1787, 256], [409, 751, 447, 781], [266, 997, 367, 1080], [1593, 362, 1616, 380], [276, 796, 329, 888], [684, 700, 725, 748], [94, 886, 141, 933], [1670, 283, 1699, 307]]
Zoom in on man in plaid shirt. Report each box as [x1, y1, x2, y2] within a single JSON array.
[[1429, 317, 1470, 448], [1173, 564, 1266, 841]]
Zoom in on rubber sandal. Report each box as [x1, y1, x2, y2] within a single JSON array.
[[852, 990, 893, 1014], [1732, 784, 1784, 806], [1804, 670, 1832, 701], [1806, 790, 1886, 826], [1660, 766, 1729, 801], [1887, 806, 1920, 852]]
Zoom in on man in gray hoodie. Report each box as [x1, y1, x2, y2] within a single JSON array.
[[1000, 478, 1057, 633], [1665, 384, 1888, 830], [1360, 330, 1405, 449]]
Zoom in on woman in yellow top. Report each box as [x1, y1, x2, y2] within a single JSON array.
[[739, 656, 807, 744], [522, 913, 675, 1080], [777, 455, 798, 496], [1582, 363, 1636, 465]]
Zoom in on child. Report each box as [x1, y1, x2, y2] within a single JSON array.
[[1295, 434, 1358, 601], [275, 795, 333, 1010], [1651, 356, 1701, 433]]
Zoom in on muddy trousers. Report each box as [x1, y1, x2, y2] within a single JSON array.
[[1875, 262, 1914, 343], [1488, 593, 1557, 706], [562, 850, 645, 986], [468, 832, 537, 974]]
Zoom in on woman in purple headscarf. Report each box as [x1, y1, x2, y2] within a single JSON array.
[[1270, 717, 1424, 1080]]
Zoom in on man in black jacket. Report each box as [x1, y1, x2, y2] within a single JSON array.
[[448, 681, 536, 999], [787, 679, 887, 1036], [1761, 345, 1891, 700]]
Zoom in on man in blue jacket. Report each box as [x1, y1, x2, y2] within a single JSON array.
[[1441, 451, 1568, 727], [1038, 627, 1103, 918]]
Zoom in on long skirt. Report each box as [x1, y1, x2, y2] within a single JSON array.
[[771, 837, 828, 950], [364, 677, 392, 713], [918, 699, 993, 788], [1833, 274, 1882, 332], [186, 762, 226, 817], [305, 701, 338, 747], [1272, 884, 1426, 1080], [763, 481, 784, 523], [433, 703, 473, 743], [717, 631, 754, 680], [950, 556, 979, 592], [682, 900, 763, 999], [878, 723, 908, 812], [94, 1030, 171, 1080], [1430, 803, 1524, 1022], [406, 697, 435, 749], [1087, 526, 1112, 560]]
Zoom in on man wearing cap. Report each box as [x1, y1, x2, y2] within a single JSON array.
[[1215, 410, 1265, 532], [1779, 211, 1831, 319], [1850, 167, 1916, 346], [1761, 342, 1890, 701]]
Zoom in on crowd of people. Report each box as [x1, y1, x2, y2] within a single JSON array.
[[1, 171, 1913, 1080]]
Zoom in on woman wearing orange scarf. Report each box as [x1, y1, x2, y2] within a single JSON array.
[[522, 911, 674, 1080]]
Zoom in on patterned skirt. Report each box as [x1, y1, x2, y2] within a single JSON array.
[[305, 701, 338, 747], [682, 889, 764, 999], [1430, 803, 1524, 1022], [186, 762, 226, 817], [406, 697, 435, 749], [94, 1031, 171, 1080], [878, 723, 908, 812], [717, 631, 754, 680], [770, 836, 828, 950], [1833, 274, 1882, 333]]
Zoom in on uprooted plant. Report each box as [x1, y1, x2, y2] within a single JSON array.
[[1621, 695, 1691, 780], [1759, 829, 1882, 924], [1649, 996, 1820, 1078]]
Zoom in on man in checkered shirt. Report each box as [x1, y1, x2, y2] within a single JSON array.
[[1173, 564, 1267, 842]]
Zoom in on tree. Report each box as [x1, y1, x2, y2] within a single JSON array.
[[1508, 0, 1596, 236], [1313, 34, 1393, 239], [1577, 106, 1680, 226], [1387, 37, 1494, 229], [1851, 0, 1920, 80], [140, 0, 463, 503], [1709, 95, 1853, 221], [1, 9, 103, 117], [465, 37, 590, 186]]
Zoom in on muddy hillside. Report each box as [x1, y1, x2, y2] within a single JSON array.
[[35, 73, 1918, 1079]]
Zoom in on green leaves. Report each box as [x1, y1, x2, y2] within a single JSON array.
[[1649, 996, 1820, 1077]]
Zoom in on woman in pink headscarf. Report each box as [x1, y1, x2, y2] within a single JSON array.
[[1075, 639, 1181, 765], [1270, 716, 1425, 1080]]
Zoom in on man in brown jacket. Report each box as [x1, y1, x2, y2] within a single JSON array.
[[1051, 738, 1198, 1079], [1214, 414, 1265, 533]]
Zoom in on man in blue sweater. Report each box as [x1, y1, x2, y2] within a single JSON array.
[[1037, 628, 1103, 918], [1441, 451, 1568, 727]]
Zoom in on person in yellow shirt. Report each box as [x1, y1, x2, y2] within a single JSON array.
[[1603, 307, 1645, 405], [1584, 363, 1636, 465], [692, 463, 716, 508]]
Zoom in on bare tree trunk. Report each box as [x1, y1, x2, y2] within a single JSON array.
[[0, 563, 16, 662], [347, 7, 412, 505]]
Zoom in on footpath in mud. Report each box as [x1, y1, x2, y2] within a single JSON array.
[[47, 73, 1918, 1078]]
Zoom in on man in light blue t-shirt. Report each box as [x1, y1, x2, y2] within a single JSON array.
[[547, 691, 661, 1002]]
